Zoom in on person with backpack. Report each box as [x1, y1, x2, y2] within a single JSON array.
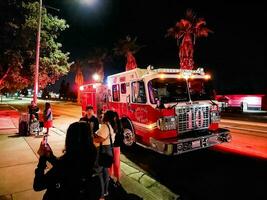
[[28, 100, 40, 121], [28, 100, 40, 135], [33, 121, 101, 200]]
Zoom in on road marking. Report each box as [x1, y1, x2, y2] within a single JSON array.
[[9, 105, 18, 111], [222, 126, 267, 138], [221, 119, 267, 127]]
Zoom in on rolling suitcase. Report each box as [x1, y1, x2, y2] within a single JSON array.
[[19, 121, 28, 136]]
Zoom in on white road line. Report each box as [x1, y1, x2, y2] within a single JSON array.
[[220, 125, 267, 133], [221, 119, 267, 127]]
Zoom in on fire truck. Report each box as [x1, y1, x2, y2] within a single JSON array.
[[80, 66, 231, 155]]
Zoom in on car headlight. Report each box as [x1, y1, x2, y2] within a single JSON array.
[[157, 116, 177, 131]]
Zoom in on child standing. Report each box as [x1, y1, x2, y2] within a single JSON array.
[[43, 102, 53, 136]]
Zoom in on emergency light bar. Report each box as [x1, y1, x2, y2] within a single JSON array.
[[147, 66, 205, 76]]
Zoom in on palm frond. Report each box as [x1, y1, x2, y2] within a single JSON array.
[[113, 36, 142, 56], [195, 18, 206, 29], [185, 9, 196, 22]]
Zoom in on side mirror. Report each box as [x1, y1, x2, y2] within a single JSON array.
[[156, 98, 165, 109]]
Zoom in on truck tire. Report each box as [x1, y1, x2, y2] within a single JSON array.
[[123, 128, 135, 146], [121, 118, 135, 146]]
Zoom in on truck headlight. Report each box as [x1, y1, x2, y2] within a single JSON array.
[[157, 116, 177, 131], [210, 111, 220, 123]]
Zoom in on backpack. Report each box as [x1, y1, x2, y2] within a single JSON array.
[[42, 166, 101, 200]]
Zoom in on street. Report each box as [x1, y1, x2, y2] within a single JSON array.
[[122, 143, 267, 200], [6, 98, 267, 159], [1, 99, 267, 200]]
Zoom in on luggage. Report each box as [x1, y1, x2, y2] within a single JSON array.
[[18, 112, 43, 136], [19, 121, 28, 136]]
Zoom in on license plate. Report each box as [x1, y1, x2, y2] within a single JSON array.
[[208, 135, 218, 144], [192, 140, 201, 148]]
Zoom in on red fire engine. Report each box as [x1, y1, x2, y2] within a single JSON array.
[[80, 66, 231, 155]]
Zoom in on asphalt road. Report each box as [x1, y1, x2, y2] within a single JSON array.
[[122, 144, 267, 200]]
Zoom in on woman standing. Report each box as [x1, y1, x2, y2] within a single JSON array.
[[94, 110, 116, 199], [109, 111, 123, 186], [43, 102, 53, 136]]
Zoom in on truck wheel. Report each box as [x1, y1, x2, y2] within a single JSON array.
[[121, 118, 135, 146], [123, 128, 135, 146]]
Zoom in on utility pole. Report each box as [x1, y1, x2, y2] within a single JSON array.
[[33, 0, 42, 104]]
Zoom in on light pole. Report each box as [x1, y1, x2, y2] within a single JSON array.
[[33, 0, 42, 104]]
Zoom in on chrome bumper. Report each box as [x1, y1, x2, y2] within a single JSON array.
[[149, 128, 231, 155]]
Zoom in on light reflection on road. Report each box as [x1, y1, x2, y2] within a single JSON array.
[[215, 119, 267, 159]]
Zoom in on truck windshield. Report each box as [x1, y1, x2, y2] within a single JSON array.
[[148, 78, 189, 104], [148, 78, 214, 104], [188, 78, 215, 101]]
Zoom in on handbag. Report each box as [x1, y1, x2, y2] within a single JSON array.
[[98, 124, 114, 168]]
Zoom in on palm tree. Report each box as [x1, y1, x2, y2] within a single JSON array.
[[87, 48, 108, 83], [166, 9, 212, 70], [74, 61, 84, 104], [113, 36, 142, 71]]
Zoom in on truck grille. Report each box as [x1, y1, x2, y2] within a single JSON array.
[[176, 104, 210, 133]]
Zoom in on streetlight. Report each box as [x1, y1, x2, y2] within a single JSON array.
[[92, 73, 100, 82], [80, 0, 97, 6], [33, 0, 42, 104]]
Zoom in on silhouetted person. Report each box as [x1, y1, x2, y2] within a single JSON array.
[[33, 121, 101, 200], [28, 100, 40, 135], [28, 100, 39, 121]]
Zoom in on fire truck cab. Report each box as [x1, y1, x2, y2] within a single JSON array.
[[80, 66, 231, 155]]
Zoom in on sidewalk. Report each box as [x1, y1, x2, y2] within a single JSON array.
[[0, 109, 179, 200]]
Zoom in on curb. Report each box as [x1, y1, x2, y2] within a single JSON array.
[[120, 155, 179, 200]]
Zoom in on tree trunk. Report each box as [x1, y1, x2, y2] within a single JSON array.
[[75, 68, 84, 104], [126, 51, 137, 71], [96, 62, 104, 83], [179, 34, 194, 70]]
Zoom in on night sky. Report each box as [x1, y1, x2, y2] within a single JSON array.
[[48, 0, 266, 94]]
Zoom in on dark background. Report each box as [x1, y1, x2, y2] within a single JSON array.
[[48, 0, 266, 94]]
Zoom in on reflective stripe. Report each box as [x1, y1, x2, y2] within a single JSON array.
[[132, 121, 157, 130]]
